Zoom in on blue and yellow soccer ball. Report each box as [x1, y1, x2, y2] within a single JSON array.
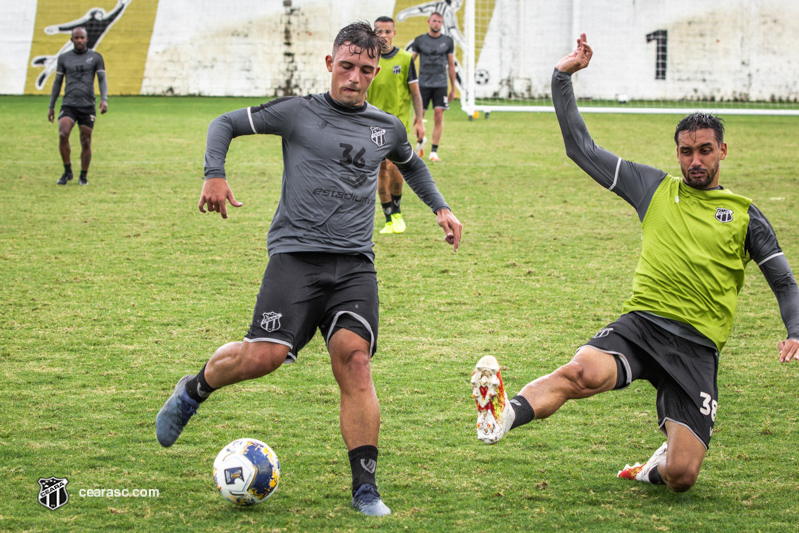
[[213, 438, 281, 505]]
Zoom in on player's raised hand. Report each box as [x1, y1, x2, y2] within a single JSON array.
[[556, 33, 593, 74], [778, 338, 799, 362], [436, 208, 462, 252], [198, 177, 243, 219]]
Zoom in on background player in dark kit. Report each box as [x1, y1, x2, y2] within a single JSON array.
[[48, 26, 108, 186]]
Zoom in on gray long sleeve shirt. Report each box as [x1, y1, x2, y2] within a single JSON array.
[[204, 93, 450, 260]]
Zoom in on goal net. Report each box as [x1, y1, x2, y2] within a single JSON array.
[[462, 0, 799, 116]]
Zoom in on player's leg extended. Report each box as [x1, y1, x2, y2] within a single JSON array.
[[520, 346, 618, 418], [377, 160, 394, 234], [156, 341, 289, 447], [472, 346, 617, 444], [328, 328, 390, 516]]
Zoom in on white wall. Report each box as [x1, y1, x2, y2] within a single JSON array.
[[475, 0, 799, 102], [3, 0, 797, 100], [141, 0, 396, 96], [0, 0, 38, 94]]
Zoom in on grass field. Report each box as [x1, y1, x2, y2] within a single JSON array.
[[1, 95, 798, 532]]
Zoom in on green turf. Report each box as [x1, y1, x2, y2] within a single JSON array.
[[1, 95, 798, 532]]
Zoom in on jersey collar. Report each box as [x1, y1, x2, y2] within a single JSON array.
[[324, 92, 368, 113]]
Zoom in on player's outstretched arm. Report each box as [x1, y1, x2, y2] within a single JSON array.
[[198, 177, 243, 219], [435, 208, 462, 252], [555, 33, 593, 74]]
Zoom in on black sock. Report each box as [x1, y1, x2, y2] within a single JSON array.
[[185, 363, 216, 403], [79, 170, 87, 179], [381, 201, 393, 222], [391, 194, 402, 214], [348, 445, 378, 495], [432, 144, 439, 153], [64, 163, 72, 174], [648, 465, 665, 484], [509, 395, 535, 430]]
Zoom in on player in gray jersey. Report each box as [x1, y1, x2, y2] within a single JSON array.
[[156, 22, 462, 517], [470, 34, 799, 493], [48, 27, 108, 186], [411, 12, 457, 162]]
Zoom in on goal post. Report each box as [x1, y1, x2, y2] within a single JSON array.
[[461, 0, 799, 117]]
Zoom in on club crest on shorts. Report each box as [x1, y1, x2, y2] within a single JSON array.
[[370, 126, 386, 147], [260, 312, 282, 332], [715, 208, 733, 223], [38, 477, 69, 510]]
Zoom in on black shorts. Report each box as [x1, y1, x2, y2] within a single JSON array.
[[583, 312, 719, 449], [420, 86, 449, 110], [59, 105, 96, 129], [244, 252, 379, 363]]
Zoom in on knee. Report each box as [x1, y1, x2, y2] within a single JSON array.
[[553, 360, 608, 397], [663, 460, 700, 492], [58, 130, 71, 142], [240, 342, 286, 380], [664, 467, 698, 493], [338, 350, 373, 388], [80, 136, 92, 150]]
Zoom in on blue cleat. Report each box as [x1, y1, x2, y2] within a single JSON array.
[[156, 375, 199, 447], [352, 484, 391, 516]]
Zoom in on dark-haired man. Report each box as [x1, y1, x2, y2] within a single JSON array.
[[156, 22, 462, 516], [471, 34, 799, 493], [48, 26, 108, 186]]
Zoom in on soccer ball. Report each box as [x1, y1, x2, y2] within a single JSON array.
[[213, 438, 280, 505]]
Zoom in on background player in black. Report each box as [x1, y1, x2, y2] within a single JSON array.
[[411, 12, 457, 162], [156, 22, 462, 517], [47, 27, 108, 186]]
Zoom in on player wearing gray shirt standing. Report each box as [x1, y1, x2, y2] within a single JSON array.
[[48, 27, 108, 186], [411, 12, 456, 162], [156, 22, 462, 517]]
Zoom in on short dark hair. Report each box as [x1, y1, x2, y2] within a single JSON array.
[[674, 112, 725, 146], [430, 11, 444, 19], [333, 22, 381, 61], [71, 26, 87, 37], [375, 16, 394, 25]]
